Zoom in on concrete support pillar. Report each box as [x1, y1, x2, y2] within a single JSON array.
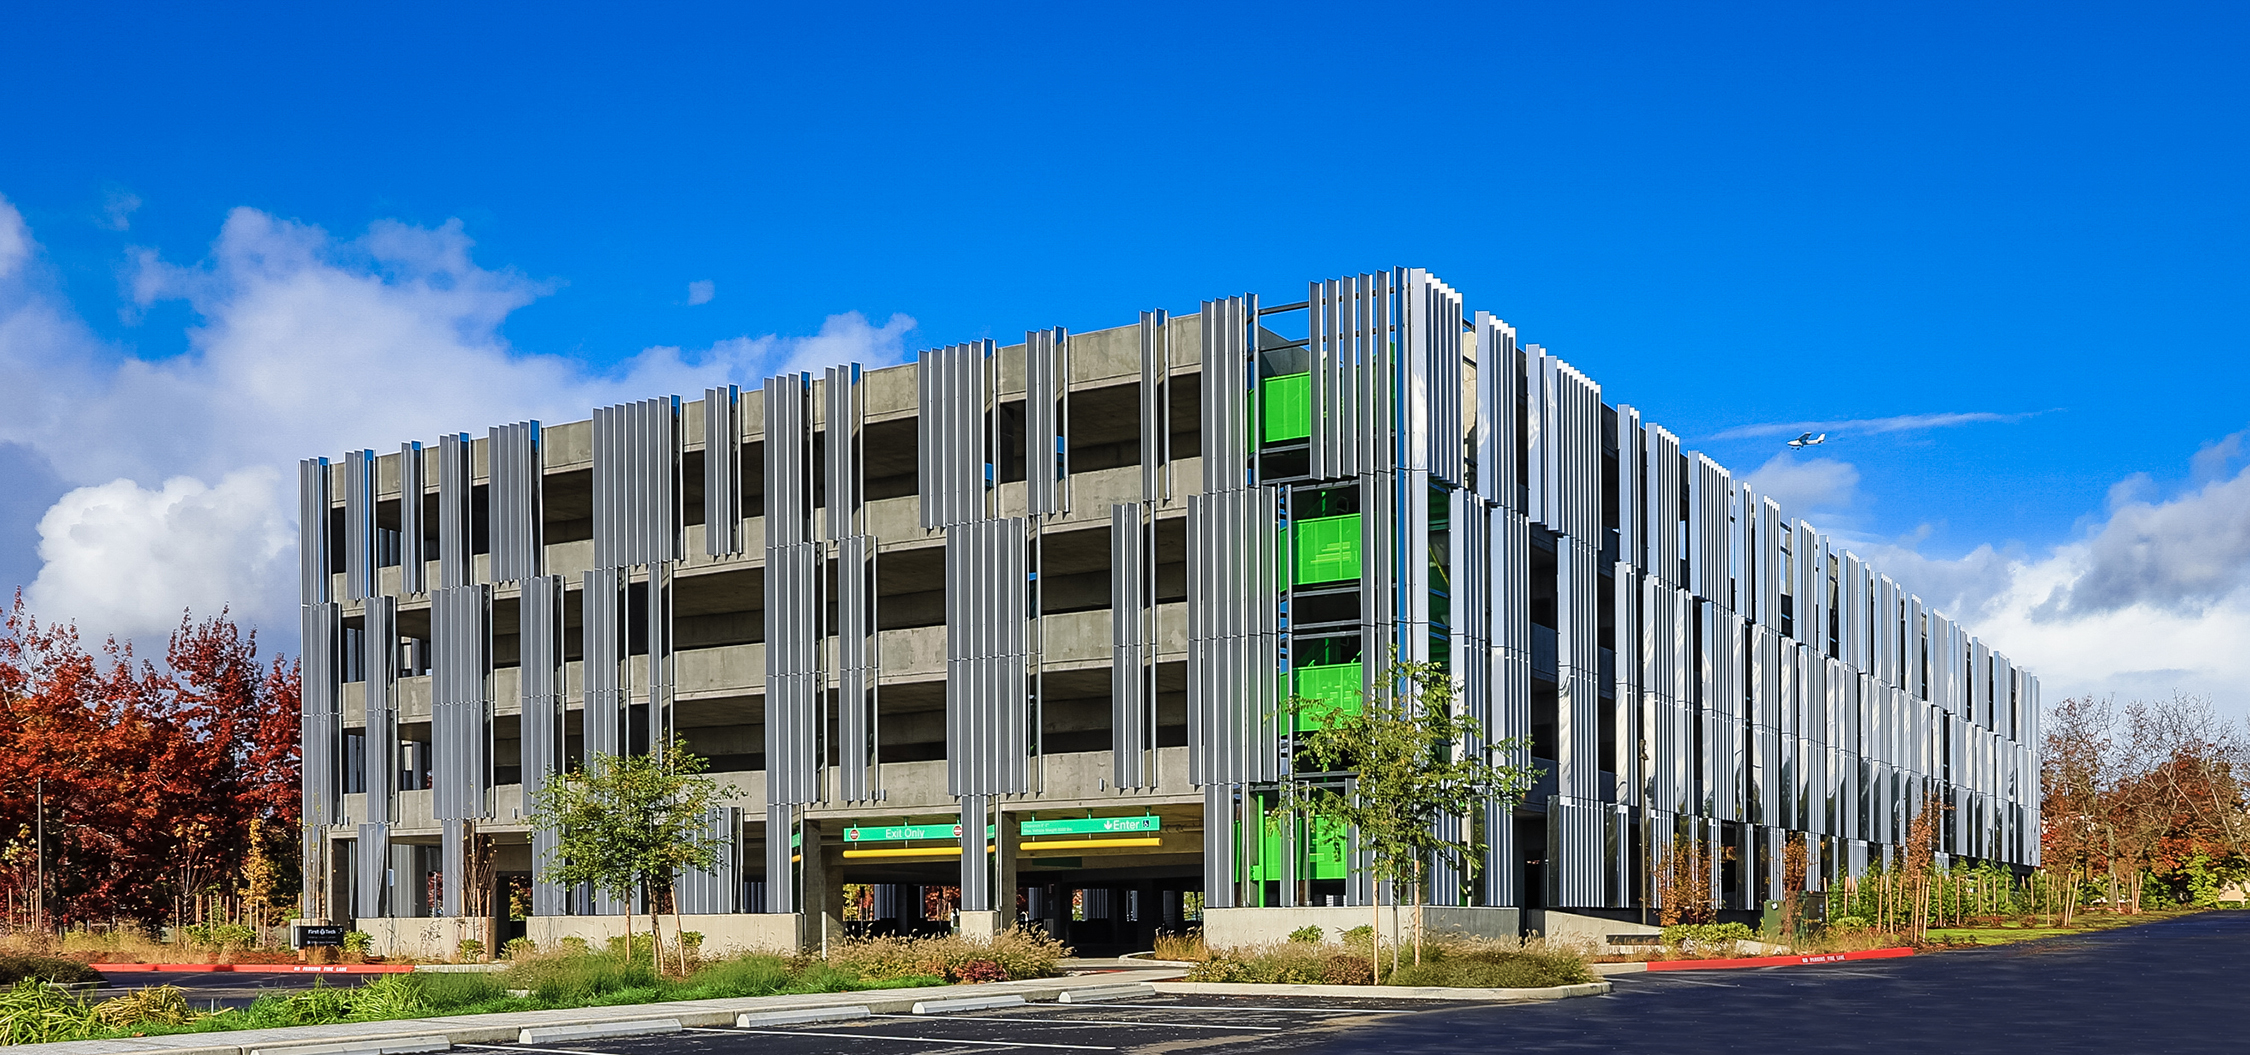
[[796, 818, 845, 951], [994, 805, 1019, 931]]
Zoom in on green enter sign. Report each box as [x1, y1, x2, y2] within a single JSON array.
[[1018, 816, 1161, 836]]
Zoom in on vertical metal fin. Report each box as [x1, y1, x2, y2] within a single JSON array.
[[300, 458, 334, 604], [343, 450, 376, 601], [945, 517, 1032, 796], [1111, 503, 1154, 788], [703, 386, 743, 556], [397, 444, 425, 595], [437, 435, 472, 588], [1138, 312, 1170, 503], [1025, 330, 1069, 515], [918, 341, 995, 528], [519, 574, 569, 918], [1186, 488, 1281, 786], [488, 422, 544, 583], [593, 399, 681, 568]]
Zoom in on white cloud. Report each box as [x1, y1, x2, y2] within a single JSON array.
[[0, 197, 916, 645], [1843, 445, 2250, 720], [28, 469, 295, 642], [686, 279, 714, 305], [102, 189, 141, 232], [0, 196, 28, 280], [1743, 453, 1859, 518], [1712, 410, 2039, 441]]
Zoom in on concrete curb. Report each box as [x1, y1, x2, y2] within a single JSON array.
[[8, 976, 1181, 1055], [1590, 962, 1649, 975], [1641, 947, 1915, 972], [1149, 980, 1612, 1002]]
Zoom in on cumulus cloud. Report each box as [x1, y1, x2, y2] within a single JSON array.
[[2036, 442, 2250, 617], [102, 189, 142, 232], [686, 279, 714, 305], [0, 196, 916, 643], [1743, 453, 1859, 517], [0, 197, 28, 280], [28, 469, 295, 638], [1833, 439, 2250, 718], [1712, 410, 2040, 441]]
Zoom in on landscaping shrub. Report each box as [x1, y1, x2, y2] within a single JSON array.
[[1662, 922, 1754, 947], [1151, 930, 1208, 962], [1192, 935, 1593, 990], [457, 939, 485, 962], [0, 954, 102, 986], [826, 928, 1066, 983], [1287, 925, 1325, 944], [675, 955, 790, 997], [1181, 958, 1243, 982], [0, 978, 98, 1045], [92, 984, 193, 1028], [233, 981, 357, 1028], [953, 960, 1007, 983], [1320, 955, 1373, 986], [502, 937, 536, 960]]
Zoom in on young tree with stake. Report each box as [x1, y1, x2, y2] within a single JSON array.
[[528, 737, 724, 974], [1275, 654, 1535, 981]]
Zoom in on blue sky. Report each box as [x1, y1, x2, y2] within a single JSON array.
[[0, 2, 2245, 711]]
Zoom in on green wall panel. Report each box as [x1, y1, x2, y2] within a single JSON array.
[[1261, 372, 1311, 443], [1294, 514, 1361, 584]]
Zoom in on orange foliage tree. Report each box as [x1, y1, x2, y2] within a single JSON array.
[[0, 596, 299, 932]]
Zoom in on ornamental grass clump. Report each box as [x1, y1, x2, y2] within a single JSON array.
[[825, 928, 1067, 984], [1189, 934, 1592, 990], [0, 979, 99, 1045]]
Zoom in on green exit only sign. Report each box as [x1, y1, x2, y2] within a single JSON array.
[[843, 824, 962, 843]]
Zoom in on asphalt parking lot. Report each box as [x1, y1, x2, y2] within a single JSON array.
[[460, 993, 1457, 1055], [1284, 910, 2249, 1055]]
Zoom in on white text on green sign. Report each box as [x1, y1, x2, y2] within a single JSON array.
[[1018, 816, 1162, 837], [843, 824, 963, 843]]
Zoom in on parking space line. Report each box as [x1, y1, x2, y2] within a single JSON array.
[[868, 1012, 1284, 1032], [1033, 1002, 1416, 1014], [681, 1026, 1116, 1050], [462, 1043, 634, 1055]]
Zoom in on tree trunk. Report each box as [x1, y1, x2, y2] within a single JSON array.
[[1371, 885, 1382, 985]]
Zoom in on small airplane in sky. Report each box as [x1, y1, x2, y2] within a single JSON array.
[[1787, 432, 1827, 450]]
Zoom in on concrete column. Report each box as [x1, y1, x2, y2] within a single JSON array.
[[994, 805, 1019, 931], [798, 818, 846, 951]]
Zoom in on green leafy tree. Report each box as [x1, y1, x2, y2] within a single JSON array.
[[1275, 654, 1536, 981], [528, 737, 724, 974]]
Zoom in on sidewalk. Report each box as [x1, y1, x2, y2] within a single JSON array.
[[16, 973, 1188, 1055]]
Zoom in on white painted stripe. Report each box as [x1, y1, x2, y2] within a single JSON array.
[[698, 1027, 1113, 1051], [1054, 1002, 1415, 1014], [872, 1013, 1280, 1032]]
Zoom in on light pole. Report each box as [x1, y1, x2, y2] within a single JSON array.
[[34, 775, 44, 934]]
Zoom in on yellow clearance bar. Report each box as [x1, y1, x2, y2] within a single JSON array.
[[842, 835, 1163, 859], [1019, 836, 1163, 852]]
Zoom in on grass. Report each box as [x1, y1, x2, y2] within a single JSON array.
[[0, 928, 1070, 1046], [1921, 905, 2240, 946]]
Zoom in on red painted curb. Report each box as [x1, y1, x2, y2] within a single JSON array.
[[1643, 947, 1917, 972], [91, 964, 417, 974]]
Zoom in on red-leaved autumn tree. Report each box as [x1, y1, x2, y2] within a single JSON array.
[[0, 595, 299, 932]]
